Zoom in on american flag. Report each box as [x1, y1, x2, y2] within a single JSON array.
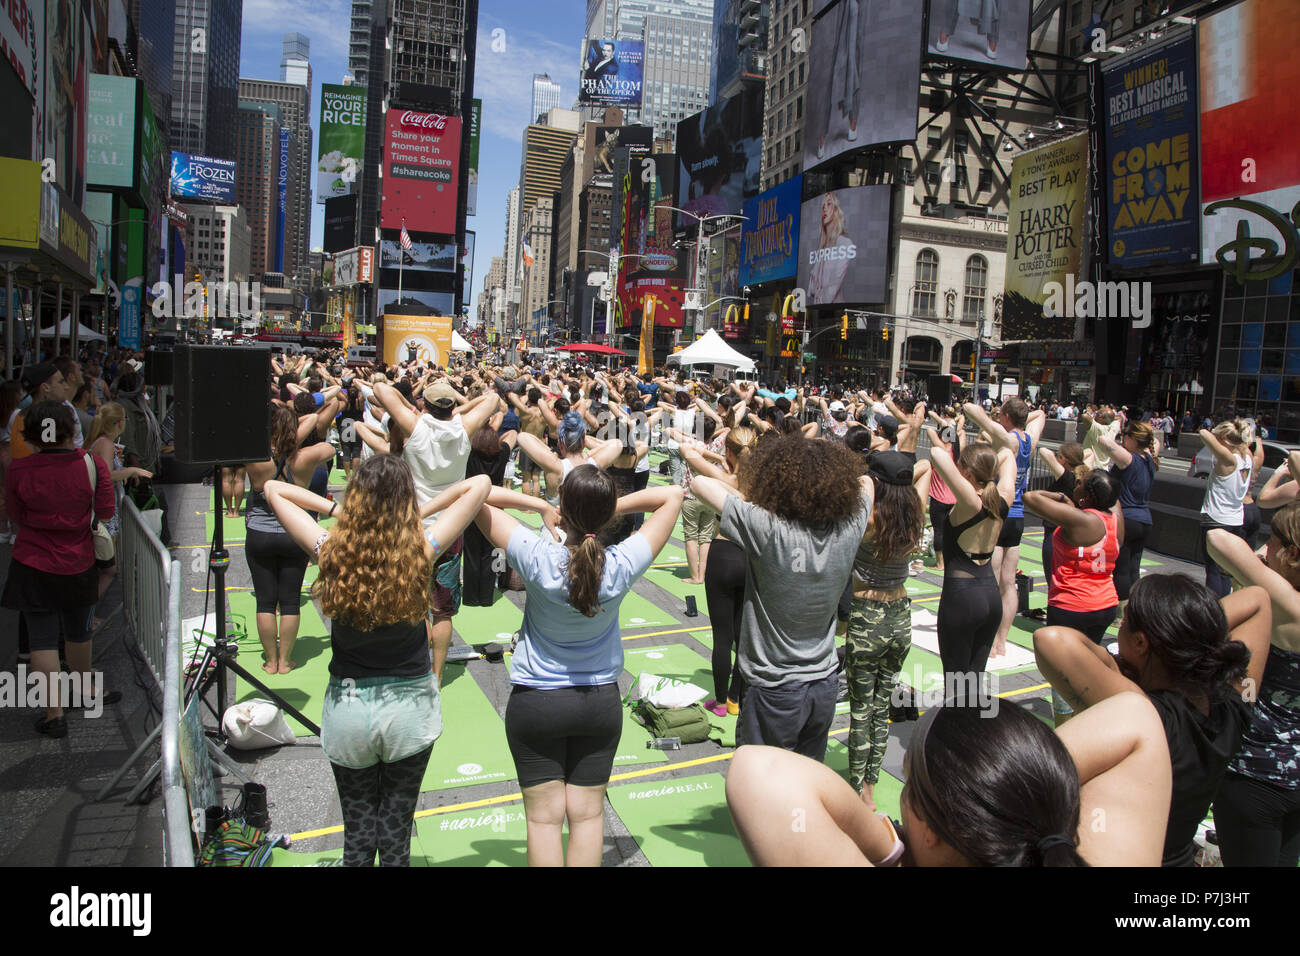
[[400, 223, 413, 252]]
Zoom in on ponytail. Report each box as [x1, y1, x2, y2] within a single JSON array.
[[979, 479, 1004, 517], [959, 443, 1003, 515], [1034, 836, 1089, 868], [559, 465, 618, 617], [567, 535, 607, 617]]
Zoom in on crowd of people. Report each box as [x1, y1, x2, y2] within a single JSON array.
[[4, 342, 1297, 869]]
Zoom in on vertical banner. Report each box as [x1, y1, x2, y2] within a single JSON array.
[[119, 277, 142, 349], [1002, 133, 1089, 341], [276, 128, 289, 273], [1102, 34, 1199, 268], [382, 312, 454, 367], [637, 296, 656, 375], [466, 99, 481, 216]]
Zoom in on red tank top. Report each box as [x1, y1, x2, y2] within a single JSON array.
[[1050, 510, 1120, 612]]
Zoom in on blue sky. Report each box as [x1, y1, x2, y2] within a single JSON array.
[[240, 0, 586, 320]]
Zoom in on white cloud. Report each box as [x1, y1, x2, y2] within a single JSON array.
[[473, 26, 579, 142], [241, 0, 354, 61]]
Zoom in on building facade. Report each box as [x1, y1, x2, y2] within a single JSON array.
[[185, 204, 252, 287], [235, 101, 283, 278], [532, 74, 563, 123], [171, 0, 244, 160]]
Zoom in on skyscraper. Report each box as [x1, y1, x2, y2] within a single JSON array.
[[532, 74, 562, 123], [172, 0, 244, 161], [280, 33, 311, 86], [348, 1, 374, 86], [235, 101, 283, 277], [239, 77, 313, 283], [129, 0, 176, 138]]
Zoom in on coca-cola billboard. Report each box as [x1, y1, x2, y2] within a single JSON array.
[[381, 109, 462, 233]]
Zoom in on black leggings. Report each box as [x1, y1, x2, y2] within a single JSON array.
[[929, 500, 952, 562], [1213, 771, 1300, 867], [1112, 519, 1151, 602], [329, 744, 434, 866], [629, 469, 650, 531], [246, 529, 310, 615], [936, 575, 1001, 676], [1202, 522, 1247, 599], [1041, 523, 1057, 581], [704, 538, 747, 704], [1046, 604, 1116, 644]]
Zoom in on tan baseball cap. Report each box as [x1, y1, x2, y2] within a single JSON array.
[[423, 380, 460, 406]]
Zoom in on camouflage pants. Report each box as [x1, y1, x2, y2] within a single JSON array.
[[846, 595, 911, 792]]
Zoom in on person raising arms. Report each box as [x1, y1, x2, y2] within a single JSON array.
[[267, 461, 491, 866], [1206, 488, 1300, 866], [473, 466, 683, 866], [924, 431, 1017, 679], [1098, 420, 1159, 611], [243, 405, 339, 674], [1198, 420, 1254, 598], [516, 411, 622, 495], [725, 691, 1171, 866], [1033, 575, 1272, 866], [963, 398, 1047, 659]]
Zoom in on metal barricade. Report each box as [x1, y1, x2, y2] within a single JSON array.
[[160, 566, 193, 866], [118, 497, 171, 683]]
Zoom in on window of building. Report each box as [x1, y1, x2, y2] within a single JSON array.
[[899, 157, 915, 184], [954, 132, 968, 154], [796, 95, 802, 119], [963, 255, 987, 322], [977, 167, 993, 192], [924, 160, 941, 187], [927, 131, 942, 150], [914, 249, 939, 317]]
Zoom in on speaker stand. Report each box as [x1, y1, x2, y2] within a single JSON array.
[[186, 464, 321, 738]]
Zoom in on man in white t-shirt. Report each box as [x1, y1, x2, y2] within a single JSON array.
[[374, 378, 499, 683]]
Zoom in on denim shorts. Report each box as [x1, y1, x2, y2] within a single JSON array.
[[320, 672, 442, 770]]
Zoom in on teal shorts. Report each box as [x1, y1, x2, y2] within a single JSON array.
[[320, 672, 442, 770]]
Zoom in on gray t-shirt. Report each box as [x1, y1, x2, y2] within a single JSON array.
[[721, 492, 871, 688]]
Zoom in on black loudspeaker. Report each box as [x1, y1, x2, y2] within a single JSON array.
[[174, 345, 272, 465], [927, 374, 953, 408], [146, 350, 173, 387]]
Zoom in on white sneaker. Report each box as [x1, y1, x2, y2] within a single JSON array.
[[817, 140, 826, 159], [987, 40, 997, 59], [936, 35, 949, 52], [847, 126, 858, 142]]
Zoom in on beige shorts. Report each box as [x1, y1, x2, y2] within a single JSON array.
[[681, 495, 719, 544]]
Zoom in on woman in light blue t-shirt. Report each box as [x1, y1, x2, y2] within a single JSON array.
[[474, 465, 682, 866]]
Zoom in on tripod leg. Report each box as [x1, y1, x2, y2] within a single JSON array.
[[94, 721, 164, 803], [220, 654, 322, 737]]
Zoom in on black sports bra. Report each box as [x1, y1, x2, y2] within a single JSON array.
[[943, 497, 1010, 574]]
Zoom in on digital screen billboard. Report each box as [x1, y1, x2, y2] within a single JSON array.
[[318, 83, 366, 202], [382, 311, 454, 368], [170, 151, 237, 203], [675, 86, 763, 223], [380, 110, 462, 234], [804, 0, 921, 171], [378, 289, 455, 317], [1199, 0, 1300, 266], [324, 194, 356, 253], [467, 99, 481, 216], [618, 152, 687, 328], [380, 238, 457, 273], [1102, 33, 1199, 269], [87, 75, 138, 190], [795, 185, 891, 306], [926, 0, 1032, 71], [1002, 133, 1089, 342], [579, 38, 644, 108], [740, 175, 801, 286]]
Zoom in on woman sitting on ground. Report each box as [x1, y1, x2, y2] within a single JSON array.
[[1034, 574, 1272, 866], [266, 460, 491, 866], [726, 692, 1172, 866]]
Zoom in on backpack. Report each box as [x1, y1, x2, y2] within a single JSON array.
[[631, 701, 713, 744]]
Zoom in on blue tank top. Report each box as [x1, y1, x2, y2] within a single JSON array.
[[1114, 453, 1154, 525], [1008, 432, 1032, 519]]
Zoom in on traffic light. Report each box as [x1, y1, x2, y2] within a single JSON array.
[[882, 326, 889, 342], [841, 313, 849, 340]]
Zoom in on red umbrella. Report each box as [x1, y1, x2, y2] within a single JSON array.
[[951, 374, 963, 383], [554, 343, 629, 356]]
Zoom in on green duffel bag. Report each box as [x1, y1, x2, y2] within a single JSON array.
[[632, 700, 713, 744]]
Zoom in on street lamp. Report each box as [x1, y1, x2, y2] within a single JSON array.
[[658, 208, 748, 336], [579, 249, 643, 347]]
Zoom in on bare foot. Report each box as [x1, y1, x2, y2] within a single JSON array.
[[277, 660, 298, 674], [261, 661, 278, 675], [860, 788, 877, 814]]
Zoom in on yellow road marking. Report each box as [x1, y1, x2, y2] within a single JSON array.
[[622, 624, 711, 641]]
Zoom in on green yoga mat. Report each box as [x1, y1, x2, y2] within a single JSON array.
[[413, 804, 530, 867], [204, 511, 247, 543], [229, 590, 331, 737], [643, 562, 706, 602], [420, 665, 517, 792], [623, 643, 738, 747], [606, 773, 750, 867], [824, 737, 905, 821], [268, 847, 346, 867], [453, 593, 523, 645]]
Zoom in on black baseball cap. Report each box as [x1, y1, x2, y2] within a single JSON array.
[[20, 363, 57, 392], [867, 450, 914, 486]]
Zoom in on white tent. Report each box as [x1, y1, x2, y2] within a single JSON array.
[[665, 328, 755, 372], [39, 316, 107, 342], [451, 330, 474, 353]]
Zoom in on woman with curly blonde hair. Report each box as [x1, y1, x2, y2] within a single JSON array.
[[266, 457, 490, 866], [691, 435, 872, 760]]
